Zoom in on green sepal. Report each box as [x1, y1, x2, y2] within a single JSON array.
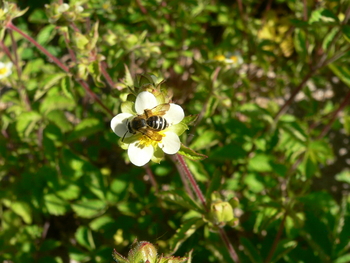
[[112, 249, 129, 263], [182, 115, 198, 126], [121, 101, 135, 115], [178, 144, 207, 161]]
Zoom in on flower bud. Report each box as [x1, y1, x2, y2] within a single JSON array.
[[128, 241, 157, 263]]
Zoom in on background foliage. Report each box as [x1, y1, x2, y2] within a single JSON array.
[[1, 0, 350, 262]]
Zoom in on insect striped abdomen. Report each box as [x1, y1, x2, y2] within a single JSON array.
[[147, 116, 168, 130]]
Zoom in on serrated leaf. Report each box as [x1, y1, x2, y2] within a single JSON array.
[[44, 194, 68, 215], [11, 201, 32, 224], [37, 24, 56, 45], [168, 217, 204, 253], [16, 111, 42, 138], [40, 95, 75, 115], [75, 226, 95, 250], [89, 215, 115, 231], [158, 190, 203, 212], [56, 184, 80, 200], [71, 199, 107, 218], [46, 110, 73, 133], [34, 73, 67, 101], [67, 118, 104, 142], [178, 144, 207, 161], [87, 61, 104, 87]]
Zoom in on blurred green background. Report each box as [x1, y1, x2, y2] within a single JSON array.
[[1, 0, 350, 262]]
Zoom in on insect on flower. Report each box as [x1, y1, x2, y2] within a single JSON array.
[[111, 91, 185, 166], [122, 103, 170, 142]]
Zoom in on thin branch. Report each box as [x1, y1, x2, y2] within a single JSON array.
[[7, 22, 114, 117], [317, 90, 350, 139], [264, 212, 288, 263], [219, 228, 241, 263], [274, 70, 315, 121], [175, 154, 207, 210]]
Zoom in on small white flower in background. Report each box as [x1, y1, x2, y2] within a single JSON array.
[[57, 3, 70, 13], [0, 62, 13, 80], [111, 91, 185, 167], [211, 51, 243, 67]]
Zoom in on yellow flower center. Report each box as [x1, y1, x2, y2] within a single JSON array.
[[0, 67, 8, 75], [214, 55, 225, 61], [230, 56, 238, 63]]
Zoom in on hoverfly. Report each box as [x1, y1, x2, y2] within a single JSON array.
[[122, 103, 171, 142]]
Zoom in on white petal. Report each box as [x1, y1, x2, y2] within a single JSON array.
[[110, 113, 133, 138], [163, 104, 184, 125], [128, 142, 154, 166], [135, 91, 158, 114], [159, 131, 180, 154]]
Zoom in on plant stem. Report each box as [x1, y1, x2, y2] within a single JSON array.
[[317, 90, 350, 139], [7, 22, 114, 116], [175, 154, 241, 263], [219, 228, 240, 263], [175, 154, 207, 210], [264, 212, 287, 263]]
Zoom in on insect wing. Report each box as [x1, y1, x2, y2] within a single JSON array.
[[141, 128, 163, 141], [144, 103, 170, 118]]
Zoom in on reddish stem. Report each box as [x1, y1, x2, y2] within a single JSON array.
[[219, 228, 240, 263], [7, 22, 114, 116], [175, 154, 207, 210]]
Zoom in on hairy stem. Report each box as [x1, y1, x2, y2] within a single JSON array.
[[219, 228, 240, 263], [7, 22, 114, 116], [175, 154, 207, 210]]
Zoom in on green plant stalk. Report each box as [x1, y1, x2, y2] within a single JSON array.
[[6, 21, 114, 116], [175, 154, 240, 263]]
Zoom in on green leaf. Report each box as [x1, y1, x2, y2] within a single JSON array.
[[189, 130, 219, 150], [34, 73, 67, 101], [75, 226, 95, 250], [248, 154, 272, 172], [46, 110, 73, 133], [178, 144, 207, 161], [37, 24, 56, 45], [240, 237, 263, 263], [270, 240, 297, 263], [206, 170, 224, 199], [181, 115, 198, 126], [67, 118, 104, 142], [11, 201, 32, 224], [40, 95, 75, 115], [87, 61, 104, 87], [168, 217, 204, 253], [89, 215, 115, 231], [16, 111, 42, 138], [322, 27, 338, 50], [328, 63, 350, 87], [158, 190, 203, 212], [335, 170, 350, 184], [44, 194, 68, 215], [71, 199, 107, 218], [334, 254, 350, 263], [56, 184, 81, 200]]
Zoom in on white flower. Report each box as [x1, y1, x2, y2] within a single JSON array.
[[0, 62, 13, 80], [57, 3, 70, 13], [111, 91, 185, 166]]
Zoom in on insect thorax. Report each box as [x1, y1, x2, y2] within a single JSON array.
[[128, 117, 147, 133]]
